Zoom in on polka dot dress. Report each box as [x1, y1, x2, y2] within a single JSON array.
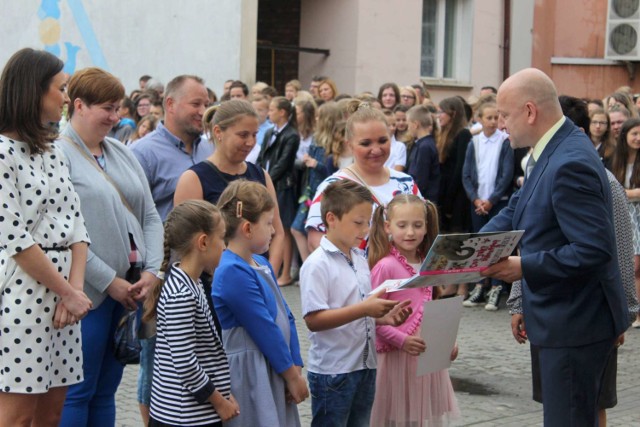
[[0, 135, 89, 393]]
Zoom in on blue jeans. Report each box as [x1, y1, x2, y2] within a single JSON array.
[[308, 369, 376, 427], [137, 335, 156, 405], [60, 297, 126, 427]]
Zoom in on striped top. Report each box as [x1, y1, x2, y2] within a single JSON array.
[[150, 264, 231, 426]]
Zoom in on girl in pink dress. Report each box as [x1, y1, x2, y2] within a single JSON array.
[[368, 194, 460, 426]]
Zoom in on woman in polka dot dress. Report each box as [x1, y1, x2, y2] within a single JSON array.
[[0, 49, 92, 426]]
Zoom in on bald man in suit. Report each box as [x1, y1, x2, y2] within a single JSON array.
[[480, 68, 629, 426]]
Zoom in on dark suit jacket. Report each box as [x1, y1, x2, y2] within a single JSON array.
[[482, 118, 628, 347], [407, 134, 440, 202], [257, 124, 300, 191], [462, 135, 514, 205]]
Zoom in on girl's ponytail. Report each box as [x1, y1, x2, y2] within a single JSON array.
[[143, 236, 171, 322], [422, 200, 440, 256], [143, 200, 222, 322], [368, 204, 391, 269]]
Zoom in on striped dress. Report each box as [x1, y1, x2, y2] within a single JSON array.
[[150, 264, 231, 426]]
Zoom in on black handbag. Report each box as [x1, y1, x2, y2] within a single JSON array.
[[113, 309, 141, 365]]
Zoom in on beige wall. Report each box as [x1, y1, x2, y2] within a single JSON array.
[[299, 0, 423, 95], [510, 0, 534, 74], [469, 0, 504, 90], [299, 0, 506, 104]]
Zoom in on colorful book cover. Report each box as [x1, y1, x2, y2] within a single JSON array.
[[377, 230, 524, 293]]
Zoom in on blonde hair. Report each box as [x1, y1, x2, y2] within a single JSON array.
[[368, 195, 439, 269], [144, 200, 223, 321], [400, 86, 418, 107], [217, 180, 275, 242], [345, 99, 388, 141], [314, 101, 343, 152], [285, 79, 302, 91], [328, 121, 347, 157]]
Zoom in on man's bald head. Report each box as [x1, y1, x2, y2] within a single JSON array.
[[497, 68, 563, 148]]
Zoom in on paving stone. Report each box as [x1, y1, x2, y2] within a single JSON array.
[[115, 287, 640, 426]]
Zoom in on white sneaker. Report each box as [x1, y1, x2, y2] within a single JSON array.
[[484, 285, 503, 311]]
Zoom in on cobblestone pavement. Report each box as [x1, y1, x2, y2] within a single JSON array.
[[116, 286, 640, 426]]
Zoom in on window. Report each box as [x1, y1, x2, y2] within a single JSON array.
[[421, 0, 473, 83]]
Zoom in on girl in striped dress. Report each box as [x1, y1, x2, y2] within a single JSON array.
[[147, 200, 239, 427]]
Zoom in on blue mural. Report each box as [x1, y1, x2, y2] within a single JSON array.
[[37, 0, 109, 73]]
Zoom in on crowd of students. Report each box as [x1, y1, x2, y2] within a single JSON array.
[[2, 45, 640, 427]]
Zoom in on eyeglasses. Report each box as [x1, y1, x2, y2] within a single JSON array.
[[138, 103, 151, 108], [591, 121, 608, 126], [401, 95, 416, 100]]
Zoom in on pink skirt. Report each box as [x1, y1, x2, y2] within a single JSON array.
[[370, 349, 460, 426]]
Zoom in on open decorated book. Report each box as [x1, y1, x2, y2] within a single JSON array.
[[375, 230, 524, 293]]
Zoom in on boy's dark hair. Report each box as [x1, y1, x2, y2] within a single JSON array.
[[481, 85, 497, 94], [393, 104, 410, 114], [321, 180, 374, 227], [261, 85, 278, 99], [139, 74, 152, 83], [558, 95, 590, 134], [312, 75, 328, 83], [230, 80, 249, 96]]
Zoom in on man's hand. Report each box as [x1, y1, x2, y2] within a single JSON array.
[[482, 256, 522, 283], [511, 314, 527, 344], [615, 333, 625, 348]]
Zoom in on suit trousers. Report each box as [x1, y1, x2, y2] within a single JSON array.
[[537, 337, 615, 427]]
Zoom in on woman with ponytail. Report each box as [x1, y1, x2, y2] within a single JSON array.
[[174, 99, 285, 276]]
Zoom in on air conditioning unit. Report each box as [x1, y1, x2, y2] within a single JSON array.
[[605, 0, 640, 60]]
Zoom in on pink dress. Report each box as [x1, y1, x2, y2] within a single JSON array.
[[370, 247, 460, 426]]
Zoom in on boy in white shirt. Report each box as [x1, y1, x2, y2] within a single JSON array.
[[300, 179, 411, 426]]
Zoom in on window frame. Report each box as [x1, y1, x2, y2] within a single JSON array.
[[421, 0, 474, 85]]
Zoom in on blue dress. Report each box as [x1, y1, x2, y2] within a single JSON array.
[[213, 251, 303, 427]]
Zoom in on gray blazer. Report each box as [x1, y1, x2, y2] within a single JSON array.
[[57, 125, 163, 307]]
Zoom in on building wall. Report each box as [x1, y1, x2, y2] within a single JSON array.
[[532, 0, 640, 98], [299, 0, 423, 96], [1, 0, 257, 94], [510, 0, 534, 75], [299, 1, 506, 103]]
